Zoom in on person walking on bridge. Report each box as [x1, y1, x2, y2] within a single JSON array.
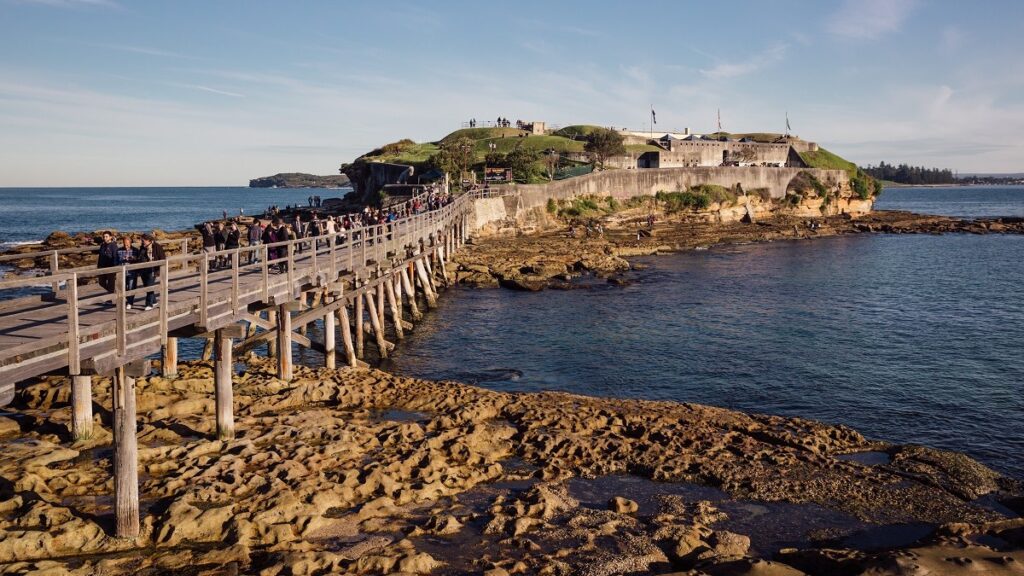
[[117, 235, 138, 308], [247, 220, 263, 264], [127, 233, 165, 311], [97, 231, 119, 298]]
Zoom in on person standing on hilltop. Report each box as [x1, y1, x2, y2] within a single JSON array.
[[96, 231, 119, 298], [127, 233, 164, 311]]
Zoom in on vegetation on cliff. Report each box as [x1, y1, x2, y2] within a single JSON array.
[[249, 173, 350, 188]]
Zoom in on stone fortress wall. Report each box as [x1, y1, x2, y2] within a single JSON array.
[[469, 165, 857, 232]]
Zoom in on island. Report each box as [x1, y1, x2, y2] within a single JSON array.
[[248, 172, 350, 188]]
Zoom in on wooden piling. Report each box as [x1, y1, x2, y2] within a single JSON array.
[[201, 337, 214, 361], [384, 278, 404, 340], [161, 337, 178, 378], [376, 283, 386, 328], [70, 375, 93, 441], [355, 290, 365, 359], [214, 329, 235, 440], [339, 303, 357, 368], [364, 292, 389, 359], [324, 303, 336, 370], [415, 258, 438, 308], [297, 292, 308, 336], [267, 309, 278, 358], [401, 267, 423, 320], [113, 365, 139, 539], [277, 304, 293, 381]]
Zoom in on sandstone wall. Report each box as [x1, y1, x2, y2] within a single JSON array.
[[468, 166, 863, 234], [511, 166, 848, 212]]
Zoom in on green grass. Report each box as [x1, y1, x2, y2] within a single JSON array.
[[552, 125, 605, 140], [439, 127, 526, 143], [367, 142, 440, 166], [625, 144, 662, 153], [473, 135, 584, 156], [798, 147, 857, 177]]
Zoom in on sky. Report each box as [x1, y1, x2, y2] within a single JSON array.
[[1, 0, 1022, 187]]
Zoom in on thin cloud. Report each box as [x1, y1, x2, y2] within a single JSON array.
[[10, 0, 117, 7], [174, 83, 246, 98], [97, 43, 187, 58], [699, 44, 787, 79], [827, 0, 918, 40]]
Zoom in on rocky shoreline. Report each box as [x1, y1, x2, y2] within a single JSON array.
[[1, 358, 1021, 575], [450, 210, 1024, 290]]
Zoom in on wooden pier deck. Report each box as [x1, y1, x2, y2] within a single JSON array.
[[0, 191, 471, 400]]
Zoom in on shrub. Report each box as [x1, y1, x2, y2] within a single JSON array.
[[607, 197, 620, 211], [851, 173, 871, 200], [546, 198, 558, 214], [379, 138, 416, 155], [655, 190, 711, 213], [689, 184, 735, 205]]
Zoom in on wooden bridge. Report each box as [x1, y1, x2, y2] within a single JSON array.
[[0, 189, 475, 538]]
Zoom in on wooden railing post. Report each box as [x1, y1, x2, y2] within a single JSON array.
[[115, 267, 127, 356], [286, 243, 295, 293], [50, 251, 60, 294], [231, 251, 239, 314], [261, 245, 269, 302], [199, 254, 209, 327], [159, 261, 169, 340], [67, 274, 80, 373]]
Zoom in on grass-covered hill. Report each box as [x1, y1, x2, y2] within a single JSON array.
[[343, 125, 874, 193]]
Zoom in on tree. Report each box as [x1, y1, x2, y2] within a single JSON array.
[[430, 136, 475, 180], [505, 143, 541, 182], [584, 128, 626, 169]]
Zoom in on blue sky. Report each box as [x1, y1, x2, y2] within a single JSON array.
[[1, 0, 1022, 186]]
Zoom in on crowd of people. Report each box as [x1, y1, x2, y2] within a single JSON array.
[[96, 231, 166, 310], [95, 187, 455, 309]]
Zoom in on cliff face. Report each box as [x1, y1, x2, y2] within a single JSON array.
[[248, 173, 351, 188]]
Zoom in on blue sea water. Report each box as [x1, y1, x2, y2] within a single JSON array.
[[0, 186, 348, 248], [387, 186, 1024, 479]]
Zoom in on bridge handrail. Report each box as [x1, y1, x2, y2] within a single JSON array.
[[12, 191, 467, 369]]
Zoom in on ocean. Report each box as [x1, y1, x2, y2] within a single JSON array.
[[1, 185, 1022, 479], [0, 186, 346, 248]]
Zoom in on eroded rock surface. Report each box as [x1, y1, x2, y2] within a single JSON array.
[[0, 359, 1020, 575]]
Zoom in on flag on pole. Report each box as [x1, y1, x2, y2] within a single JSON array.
[[786, 111, 791, 133], [717, 108, 722, 131], [651, 107, 656, 125]]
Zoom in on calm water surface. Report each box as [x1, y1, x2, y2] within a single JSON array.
[[388, 186, 1024, 479], [0, 186, 348, 248]]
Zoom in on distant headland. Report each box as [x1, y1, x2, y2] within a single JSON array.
[[248, 172, 350, 188]]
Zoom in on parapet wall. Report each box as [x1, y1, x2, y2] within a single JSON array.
[[515, 166, 846, 212], [468, 166, 850, 232]]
